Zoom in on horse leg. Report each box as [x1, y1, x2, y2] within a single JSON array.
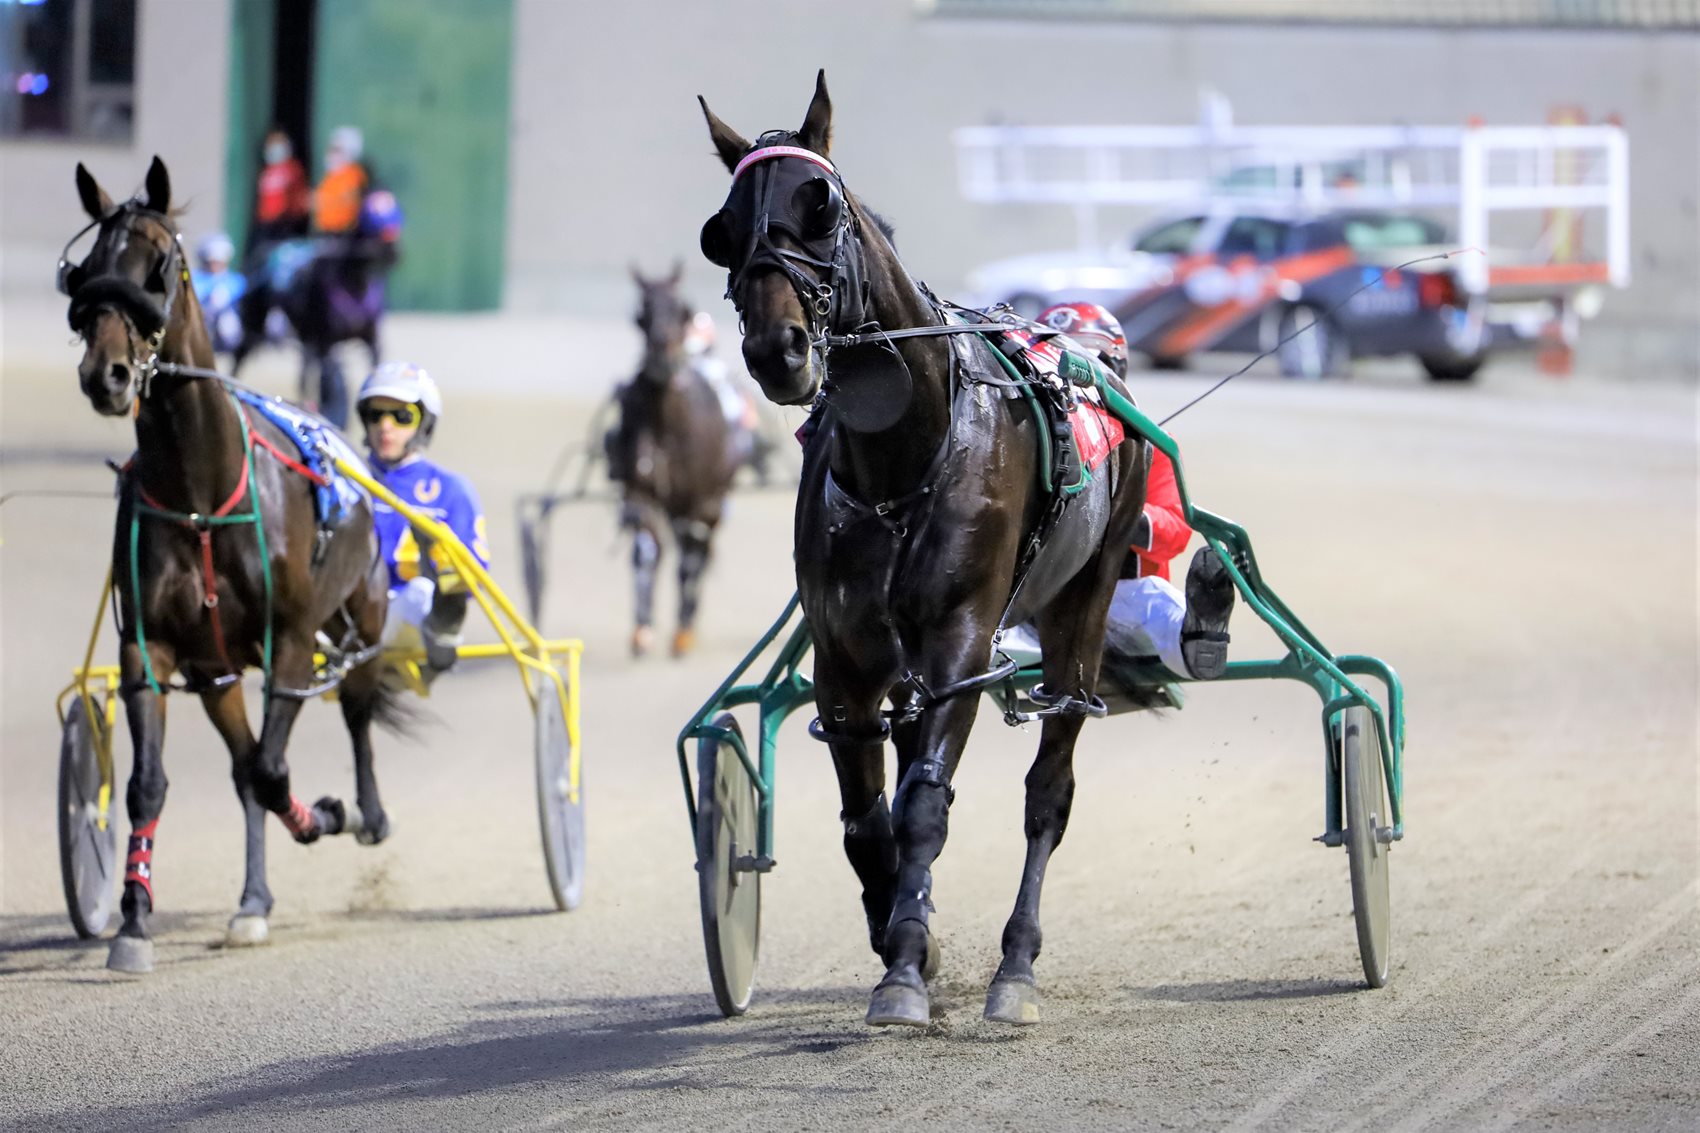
[[250, 640, 345, 843], [986, 553, 1126, 1025], [199, 682, 274, 946], [319, 351, 349, 431], [107, 644, 173, 973], [628, 506, 661, 657], [670, 515, 715, 657], [820, 668, 899, 960], [338, 659, 392, 846]]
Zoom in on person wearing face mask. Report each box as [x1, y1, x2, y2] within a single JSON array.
[[249, 127, 311, 255]]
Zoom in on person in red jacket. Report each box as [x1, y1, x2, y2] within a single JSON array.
[[248, 127, 310, 253], [1038, 302, 1235, 680]]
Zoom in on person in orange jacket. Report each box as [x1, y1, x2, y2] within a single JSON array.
[[1035, 301, 1235, 680], [314, 126, 370, 235]]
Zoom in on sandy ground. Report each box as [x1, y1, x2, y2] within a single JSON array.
[[1, 311, 1696, 1131]]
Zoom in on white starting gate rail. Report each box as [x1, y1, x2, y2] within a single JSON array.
[[953, 120, 1630, 297]]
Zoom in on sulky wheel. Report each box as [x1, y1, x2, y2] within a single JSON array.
[[535, 676, 585, 911], [696, 713, 761, 1017], [1340, 705, 1391, 987], [59, 696, 118, 939]]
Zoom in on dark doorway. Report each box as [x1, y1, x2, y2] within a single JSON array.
[[272, 0, 316, 174]]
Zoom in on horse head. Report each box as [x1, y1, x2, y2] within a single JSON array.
[[697, 70, 862, 409], [631, 262, 691, 388], [59, 157, 197, 416]]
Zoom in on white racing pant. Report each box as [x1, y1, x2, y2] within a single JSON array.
[[1103, 575, 1189, 679], [381, 575, 436, 652], [1003, 576, 1189, 679]]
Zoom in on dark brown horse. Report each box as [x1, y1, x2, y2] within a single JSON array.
[[63, 158, 394, 973], [608, 265, 738, 657], [698, 74, 1149, 1026]]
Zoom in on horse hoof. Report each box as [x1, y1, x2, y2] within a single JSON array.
[[354, 812, 392, 846], [631, 626, 653, 658], [225, 914, 270, 948], [310, 796, 347, 838], [866, 973, 930, 1028], [671, 629, 695, 658], [984, 976, 1042, 1026], [921, 930, 941, 983], [106, 935, 155, 974]]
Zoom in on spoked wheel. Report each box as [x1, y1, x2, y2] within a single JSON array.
[[696, 713, 761, 1017], [59, 696, 118, 939], [535, 676, 585, 911], [1340, 705, 1391, 987]]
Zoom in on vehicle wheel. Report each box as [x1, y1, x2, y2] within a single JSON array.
[[59, 697, 118, 939], [535, 676, 585, 911], [697, 712, 761, 1017], [1419, 353, 1485, 382], [1277, 305, 1347, 379], [1340, 705, 1391, 987], [1005, 293, 1048, 321]]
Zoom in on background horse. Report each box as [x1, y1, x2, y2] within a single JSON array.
[[231, 232, 390, 428], [64, 158, 396, 973], [608, 265, 739, 658], [698, 74, 1148, 1026]]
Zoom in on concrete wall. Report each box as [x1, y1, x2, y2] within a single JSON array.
[[506, 0, 1699, 376], [0, 0, 232, 293]]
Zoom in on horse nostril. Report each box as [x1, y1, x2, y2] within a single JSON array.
[[782, 324, 810, 366], [108, 362, 130, 389]]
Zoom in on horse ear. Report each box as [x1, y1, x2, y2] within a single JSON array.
[[75, 163, 112, 220], [630, 262, 647, 287], [143, 155, 171, 213], [668, 259, 684, 286], [799, 69, 832, 157], [699, 96, 750, 173]]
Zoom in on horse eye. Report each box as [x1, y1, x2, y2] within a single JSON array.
[[793, 179, 842, 241], [699, 211, 734, 269]]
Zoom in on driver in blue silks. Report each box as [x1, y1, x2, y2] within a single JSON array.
[[356, 361, 489, 682]]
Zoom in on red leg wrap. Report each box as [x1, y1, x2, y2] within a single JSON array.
[[125, 819, 159, 901], [279, 795, 318, 840]]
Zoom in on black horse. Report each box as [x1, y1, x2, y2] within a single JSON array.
[[64, 158, 394, 973], [697, 74, 1149, 1026], [609, 265, 739, 657], [231, 231, 392, 428]]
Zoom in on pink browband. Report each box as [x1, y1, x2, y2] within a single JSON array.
[[732, 145, 837, 182]]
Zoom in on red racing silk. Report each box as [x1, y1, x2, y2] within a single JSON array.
[[1130, 449, 1191, 580]]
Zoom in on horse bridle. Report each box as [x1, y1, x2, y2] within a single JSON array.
[[58, 200, 189, 397], [700, 138, 871, 348]]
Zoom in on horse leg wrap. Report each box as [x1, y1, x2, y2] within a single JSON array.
[[124, 819, 159, 902], [843, 794, 898, 953], [278, 795, 320, 844], [631, 529, 660, 570], [891, 759, 955, 828], [888, 863, 935, 931]]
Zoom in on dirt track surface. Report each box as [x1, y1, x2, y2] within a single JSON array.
[[2, 330, 1696, 1131]]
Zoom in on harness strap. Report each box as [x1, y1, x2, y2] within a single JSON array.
[[126, 395, 278, 698], [250, 431, 329, 486]]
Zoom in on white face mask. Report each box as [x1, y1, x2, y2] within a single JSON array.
[[264, 141, 290, 165]]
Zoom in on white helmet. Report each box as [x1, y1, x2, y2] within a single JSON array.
[[329, 125, 364, 162], [358, 361, 442, 445], [685, 310, 717, 355], [197, 232, 235, 267]]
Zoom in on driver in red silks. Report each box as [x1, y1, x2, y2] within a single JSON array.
[[1022, 302, 1235, 681]]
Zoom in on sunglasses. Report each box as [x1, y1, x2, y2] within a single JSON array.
[[359, 404, 420, 427]]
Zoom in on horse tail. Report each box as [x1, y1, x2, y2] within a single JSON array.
[[367, 674, 429, 739]]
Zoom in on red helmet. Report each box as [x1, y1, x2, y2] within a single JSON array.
[[1038, 301, 1128, 378]]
